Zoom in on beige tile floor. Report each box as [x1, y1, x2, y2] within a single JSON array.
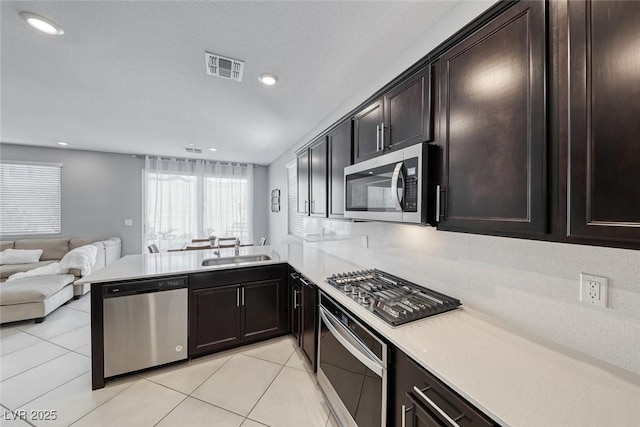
[[0, 294, 338, 427]]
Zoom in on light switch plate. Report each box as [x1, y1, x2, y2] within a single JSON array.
[[580, 273, 608, 307], [361, 234, 368, 248]]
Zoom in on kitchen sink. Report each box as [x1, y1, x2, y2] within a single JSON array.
[[202, 255, 272, 266]]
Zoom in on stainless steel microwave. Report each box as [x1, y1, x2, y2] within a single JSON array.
[[344, 143, 436, 224]]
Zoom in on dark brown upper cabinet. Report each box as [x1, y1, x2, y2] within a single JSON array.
[[566, 0, 640, 245], [353, 99, 384, 163], [353, 66, 434, 164], [385, 65, 434, 152], [309, 137, 328, 217], [296, 150, 309, 214], [437, 0, 547, 236], [327, 120, 353, 218]]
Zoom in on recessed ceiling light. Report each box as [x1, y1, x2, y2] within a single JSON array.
[[258, 73, 279, 86], [209, 148, 218, 152], [20, 12, 64, 35], [56, 141, 69, 146]]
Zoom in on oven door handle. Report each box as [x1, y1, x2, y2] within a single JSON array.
[[320, 307, 384, 377], [391, 162, 404, 212]]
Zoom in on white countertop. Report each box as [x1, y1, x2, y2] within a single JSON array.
[[80, 244, 640, 426]]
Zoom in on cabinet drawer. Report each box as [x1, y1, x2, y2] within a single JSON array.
[[189, 264, 286, 290], [393, 349, 495, 427]]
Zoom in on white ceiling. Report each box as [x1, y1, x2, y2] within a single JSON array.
[[1, 1, 460, 165]]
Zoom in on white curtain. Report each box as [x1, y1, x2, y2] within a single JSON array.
[[144, 157, 254, 251]]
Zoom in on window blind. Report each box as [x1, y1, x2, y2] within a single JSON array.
[[0, 162, 61, 235], [287, 162, 304, 238]]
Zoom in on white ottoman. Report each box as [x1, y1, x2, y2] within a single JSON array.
[[0, 274, 75, 324]]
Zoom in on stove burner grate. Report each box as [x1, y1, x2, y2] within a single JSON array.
[[326, 269, 461, 326]]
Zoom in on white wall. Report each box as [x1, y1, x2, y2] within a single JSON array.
[[1, 144, 269, 254], [267, 1, 640, 375]]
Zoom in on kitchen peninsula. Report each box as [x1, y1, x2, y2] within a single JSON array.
[[77, 244, 640, 427]]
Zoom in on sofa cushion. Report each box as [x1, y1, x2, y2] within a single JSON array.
[[0, 261, 56, 280], [14, 238, 70, 261], [0, 241, 14, 251], [0, 249, 43, 265], [69, 238, 101, 250], [0, 274, 75, 305]]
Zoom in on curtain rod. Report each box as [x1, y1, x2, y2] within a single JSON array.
[[131, 154, 256, 168]]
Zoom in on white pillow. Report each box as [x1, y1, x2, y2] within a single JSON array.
[[0, 248, 44, 265]]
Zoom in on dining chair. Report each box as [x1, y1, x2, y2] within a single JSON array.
[[147, 244, 159, 253], [191, 238, 210, 243]]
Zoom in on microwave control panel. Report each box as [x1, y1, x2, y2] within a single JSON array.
[[404, 157, 419, 212]]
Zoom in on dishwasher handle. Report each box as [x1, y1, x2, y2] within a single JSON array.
[[103, 276, 187, 298]]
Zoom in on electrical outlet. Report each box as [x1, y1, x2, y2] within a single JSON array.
[[580, 273, 608, 307], [124, 219, 133, 226], [361, 234, 369, 249]]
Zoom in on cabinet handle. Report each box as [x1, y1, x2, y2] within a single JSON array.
[[236, 288, 240, 307], [241, 287, 245, 306], [401, 404, 413, 427], [293, 290, 298, 308], [310, 200, 314, 213], [376, 125, 381, 151], [304, 200, 309, 214], [412, 386, 460, 427], [381, 122, 385, 149]]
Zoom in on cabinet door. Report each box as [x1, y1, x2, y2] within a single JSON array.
[[353, 99, 384, 163], [242, 279, 284, 340], [567, 0, 640, 245], [386, 65, 433, 152], [300, 277, 317, 371], [438, 0, 546, 235], [290, 276, 302, 346], [309, 138, 328, 217], [327, 120, 352, 218], [189, 285, 241, 355], [297, 150, 310, 214]]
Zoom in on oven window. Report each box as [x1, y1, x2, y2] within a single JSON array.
[[346, 163, 400, 212], [319, 321, 382, 427]]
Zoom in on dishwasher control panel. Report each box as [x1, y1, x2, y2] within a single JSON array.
[[103, 276, 187, 297]]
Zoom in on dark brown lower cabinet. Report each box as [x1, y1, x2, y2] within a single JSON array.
[[189, 265, 287, 357], [190, 285, 242, 355], [289, 270, 302, 346], [242, 280, 283, 339], [300, 276, 317, 371], [392, 348, 495, 427]]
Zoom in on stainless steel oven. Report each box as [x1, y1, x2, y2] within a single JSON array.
[[344, 143, 436, 224], [317, 292, 387, 427]]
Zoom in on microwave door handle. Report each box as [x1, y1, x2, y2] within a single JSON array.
[[391, 162, 403, 212]]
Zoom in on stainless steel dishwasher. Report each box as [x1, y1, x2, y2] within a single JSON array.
[[103, 276, 188, 378]]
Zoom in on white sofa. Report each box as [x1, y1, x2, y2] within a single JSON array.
[[0, 237, 121, 324]]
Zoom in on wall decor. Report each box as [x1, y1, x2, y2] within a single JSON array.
[[270, 189, 280, 213]]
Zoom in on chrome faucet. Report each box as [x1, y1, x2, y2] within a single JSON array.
[[234, 238, 240, 256], [209, 236, 220, 257]]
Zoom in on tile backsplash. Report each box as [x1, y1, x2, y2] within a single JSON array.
[[301, 219, 640, 375]]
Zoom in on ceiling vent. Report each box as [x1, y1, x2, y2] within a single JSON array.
[[185, 147, 202, 154], [205, 52, 244, 82]]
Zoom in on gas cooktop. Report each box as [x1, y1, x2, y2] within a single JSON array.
[[326, 269, 461, 326]]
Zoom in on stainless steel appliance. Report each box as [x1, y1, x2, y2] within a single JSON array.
[[317, 292, 388, 427], [326, 269, 461, 326], [344, 143, 436, 224], [103, 276, 188, 378]]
